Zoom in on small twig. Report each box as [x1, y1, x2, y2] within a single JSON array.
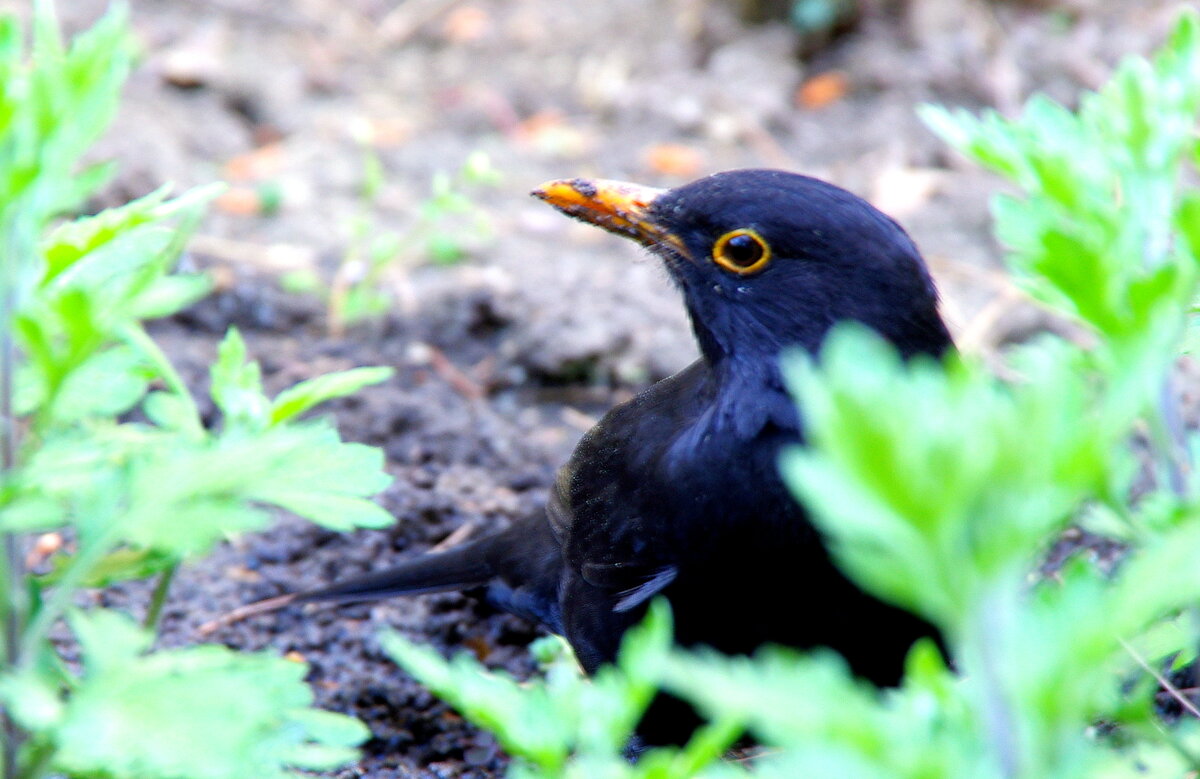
[[927, 254, 1029, 298], [1121, 637, 1200, 721], [727, 745, 781, 763], [955, 287, 1024, 354], [200, 521, 479, 637], [188, 234, 317, 274], [430, 520, 478, 553], [561, 406, 598, 433], [1157, 685, 1200, 696], [196, 593, 300, 637], [427, 346, 485, 400]]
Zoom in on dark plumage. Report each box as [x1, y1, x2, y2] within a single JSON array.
[[263, 169, 953, 736]]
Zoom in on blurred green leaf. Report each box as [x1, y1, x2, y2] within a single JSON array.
[[52, 345, 149, 422], [40, 610, 369, 779], [0, 668, 65, 731], [0, 492, 63, 533], [142, 390, 204, 437], [210, 327, 270, 432], [0, 6, 384, 778], [41, 183, 221, 283], [269, 365, 392, 425], [41, 546, 175, 589], [256, 490, 393, 531], [382, 601, 679, 775], [781, 329, 1114, 629], [128, 273, 213, 319], [923, 10, 1200, 352]]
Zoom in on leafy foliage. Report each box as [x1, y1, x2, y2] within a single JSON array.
[[380, 10, 1200, 779], [383, 603, 743, 779], [0, 5, 393, 777], [921, 16, 1200, 370], [3, 610, 368, 779]]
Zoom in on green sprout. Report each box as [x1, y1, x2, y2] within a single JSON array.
[[324, 147, 502, 336]]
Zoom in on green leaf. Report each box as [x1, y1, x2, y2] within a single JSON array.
[[781, 328, 1115, 629], [255, 490, 393, 531], [19, 418, 393, 560], [663, 647, 884, 748], [119, 424, 391, 556], [923, 9, 1200, 350], [246, 431, 394, 500], [382, 602, 675, 773], [0, 492, 64, 532], [128, 272, 213, 319], [382, 630, 574, 770], [269, 365, 393, 425], [41, 184, 172, 282], [143, 390, 205, 436], [47, 610, 368, 779], [210, 327, 270, 431], [0, 669, 65, 731], [52, 345, 150, 422], [41, 546, 175, 588]]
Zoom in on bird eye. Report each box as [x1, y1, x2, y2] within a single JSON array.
[[712, 229, 770, 275]]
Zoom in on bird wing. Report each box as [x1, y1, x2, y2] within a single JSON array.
[[547, 360, 713, 605], [611, 566, 678, 612]]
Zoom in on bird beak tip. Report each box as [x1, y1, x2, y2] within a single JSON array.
[[530, 178, 601, 202], [530, 177, 671, 247]]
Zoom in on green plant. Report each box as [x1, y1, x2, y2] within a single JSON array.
[[380, 11, 1200, 778], [0, 5, 397, 777], [292, 147, 501, 336], [383, 603, 743, 779]]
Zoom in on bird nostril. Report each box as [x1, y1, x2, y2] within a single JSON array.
[[568, 178, 597, 198]]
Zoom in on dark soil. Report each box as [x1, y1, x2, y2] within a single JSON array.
[[51, 0, 1196, 776]]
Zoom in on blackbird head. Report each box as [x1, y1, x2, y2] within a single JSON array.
[[533, 169, 952, 368]]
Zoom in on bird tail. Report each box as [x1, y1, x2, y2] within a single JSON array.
[[196, 536, 500, 636], [292, 540, 496, 605]]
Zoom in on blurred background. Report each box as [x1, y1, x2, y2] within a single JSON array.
[[22, 1, 1198, 776], [48, 0, 1188, 372]]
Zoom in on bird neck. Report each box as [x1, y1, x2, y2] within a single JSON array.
[[685, 295, 822, 378], [695, 337, 800, 443], [685, 289, 954, 370], [686, 297, 953, 443]]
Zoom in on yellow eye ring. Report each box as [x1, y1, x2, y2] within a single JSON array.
[[712, 229, 771, 275]]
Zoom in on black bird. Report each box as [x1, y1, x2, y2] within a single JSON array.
[[239, 169, 952, 724]]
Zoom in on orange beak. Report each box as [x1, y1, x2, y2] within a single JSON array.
[[531, 178, 683, 252]]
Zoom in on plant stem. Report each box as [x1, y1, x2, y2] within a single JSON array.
[[18, 518, 119, 670], [1153, 372, 1190, 497], [1, 211, 27, 779], [119, 325, 191, 636], [975, 587, 1020, 779], [118, 323, 204, 437], [143, 562, 177, 632], [1, 302, 18, 779]]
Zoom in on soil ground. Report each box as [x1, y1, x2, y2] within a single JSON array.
[[37, 0, 1199, 775]]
